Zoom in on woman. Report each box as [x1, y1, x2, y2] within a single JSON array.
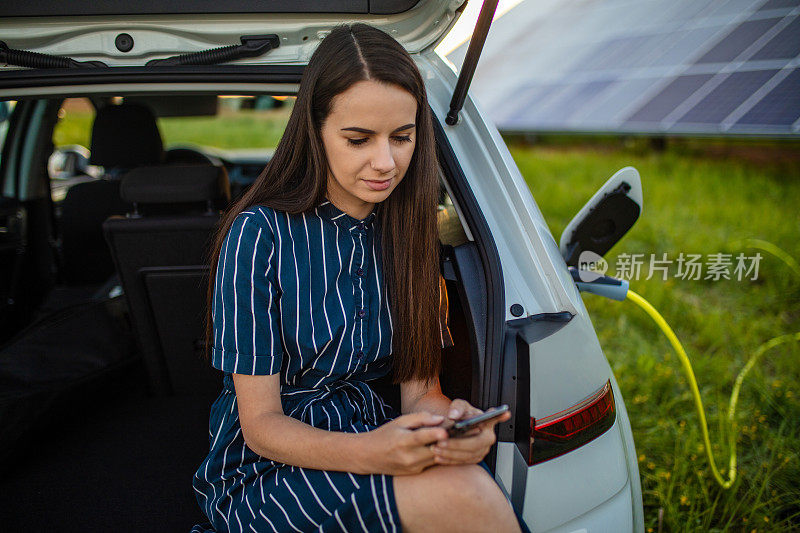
[[192, 22, 524, 533]]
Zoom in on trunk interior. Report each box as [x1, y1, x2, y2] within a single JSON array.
[[0, 94, 485, 530]]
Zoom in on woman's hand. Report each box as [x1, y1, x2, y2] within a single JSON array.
[[430, 399, 511, 466], [362, 412, 450, 476]]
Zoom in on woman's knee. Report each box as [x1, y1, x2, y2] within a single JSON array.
[[396, 463, 491, 499], [393, 463, 512, 530]]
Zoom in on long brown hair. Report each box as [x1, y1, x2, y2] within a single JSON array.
[[204, 22, 442, 385]]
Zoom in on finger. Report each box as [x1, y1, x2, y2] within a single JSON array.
[[457, 428, 482, 439], [439, 427, 495, 453], [410, 426, 449, 446], [447, 399, 480, 420], [412, 448, 440, 470], [393, 412, 445, 430], [434, 433, 486, 453]]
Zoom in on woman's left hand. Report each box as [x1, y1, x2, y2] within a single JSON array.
[[430, 399, 510, 466]]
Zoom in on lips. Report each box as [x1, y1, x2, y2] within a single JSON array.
[[364, 177, 393, 191]]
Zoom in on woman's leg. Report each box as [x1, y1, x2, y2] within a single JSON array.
[[393, 463, 522, 533]]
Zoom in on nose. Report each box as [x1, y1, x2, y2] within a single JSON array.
[[371, 137, 396, 174]]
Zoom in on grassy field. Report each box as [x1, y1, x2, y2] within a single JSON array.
[[508, 139, 800, 532], [53, 103, 292, 150], [54, 108, 799, 531]]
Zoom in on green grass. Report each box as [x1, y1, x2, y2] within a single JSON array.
[[53, 106, 292, 150], [53, 110, 800, 531], [156, 107, 291, 149], [508, 139, 800, 532]]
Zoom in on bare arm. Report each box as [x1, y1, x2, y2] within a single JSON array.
[[233, 372, 373, 473], [400, 375, 453, 417], [234, 372, 448, 476]]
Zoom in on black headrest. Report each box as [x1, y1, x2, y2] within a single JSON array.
[[90, 103, 163, 168], [120, 165, 231, 206]]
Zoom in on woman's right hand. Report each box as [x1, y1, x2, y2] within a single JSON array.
[[361, 412, 449, 475]]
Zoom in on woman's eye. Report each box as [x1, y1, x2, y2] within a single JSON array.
[[347, 136, 413, 147]]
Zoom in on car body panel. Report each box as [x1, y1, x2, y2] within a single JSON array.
[[528, 313, 615, 421], [420, 50, 582, 319], [0, 0, 466, 68], [526, 418, 629, 531], [418, 50, 643, 531]]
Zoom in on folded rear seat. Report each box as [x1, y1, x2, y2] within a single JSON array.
[[103, 164, 230, 397]]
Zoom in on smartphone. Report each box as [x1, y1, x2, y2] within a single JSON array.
[[445, 404, 510, 438]]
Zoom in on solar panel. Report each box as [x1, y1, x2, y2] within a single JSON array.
[[494, 82, 566, 126], [736, 69, 800, 126], [758, 0, 800, 11], [676, 70, 778, 124], [572, 35, 653, 71], [534, 80, 615, 124], [749, 15, 800, 59], [445, 0, 800, 136], [647, 26, 725, 66], [626, 74, 715, 123], [576, 78, 661, 126], [694, 18, 781, 64]]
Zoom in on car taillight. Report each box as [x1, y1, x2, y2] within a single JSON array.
[[529, 380, 616, 465]]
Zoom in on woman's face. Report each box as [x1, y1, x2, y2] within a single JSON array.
[[320, 79, 417, 219]]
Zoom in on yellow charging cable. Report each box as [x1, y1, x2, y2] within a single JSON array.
[[625, 289, 800, 489], [573, 238, 800, 488], [729, 238, 800, 278]]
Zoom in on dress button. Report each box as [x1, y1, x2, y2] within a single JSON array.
[[357, 309, 366, 318], [356, 351, 364, 359], [357, 222, 365, 230], [356, 267, 364, 276]]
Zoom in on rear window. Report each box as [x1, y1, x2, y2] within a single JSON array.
[[53, 95, 294, 152], [50, 94, 295, 201]]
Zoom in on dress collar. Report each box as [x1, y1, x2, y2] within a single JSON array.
[[316, 198, 377, 230]]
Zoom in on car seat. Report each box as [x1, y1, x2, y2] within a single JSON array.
[[59, 102, 165, 285], [103, 164, 230, 397]]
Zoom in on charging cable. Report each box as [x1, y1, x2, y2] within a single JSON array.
[[568, 241, 800, 489]]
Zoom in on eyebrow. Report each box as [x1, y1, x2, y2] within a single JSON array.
[[340, 123, 415, 134]]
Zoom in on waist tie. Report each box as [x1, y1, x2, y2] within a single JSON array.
[[222, 373, 391, 429], [222, 373, 376, 405]]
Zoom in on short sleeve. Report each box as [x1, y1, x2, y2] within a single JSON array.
[[439, 273, 455, 349], [211, 211, 284, 375]]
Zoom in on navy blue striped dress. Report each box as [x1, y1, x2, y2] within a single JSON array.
[[191, 198, 454, 533]]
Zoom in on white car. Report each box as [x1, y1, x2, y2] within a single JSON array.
[[0, 1, 643, 531]]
